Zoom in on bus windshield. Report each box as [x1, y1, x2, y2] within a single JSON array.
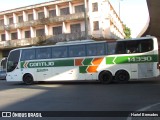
[[7, 50, 20, 72]]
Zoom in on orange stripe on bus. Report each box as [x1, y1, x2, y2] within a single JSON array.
[[87, 66, 98, 73], [92, 57, 103, 65], [75, 59, 83, 66]]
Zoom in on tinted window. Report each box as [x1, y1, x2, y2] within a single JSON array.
[[115, 39, 153, 54], [87, 44, 96, 56], [97, 43, 105, 55], [7, 50, 20, 72], [87, 43, 105, 56], [21, 49, 35, 61], [140, 39, 153, 52], [115, 41, 126, 54], [36, 48, 51, 59], [69, 45, 85, 57], [107, 42, 116, 55], [126, 41, 139, 54], [52, 46, 68, 58]]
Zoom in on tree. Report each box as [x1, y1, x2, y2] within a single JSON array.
[[123, 24, 131, 39]]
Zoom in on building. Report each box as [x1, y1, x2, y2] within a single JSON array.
[[142, 0, 160, 43], [0, 0, 125, 59]]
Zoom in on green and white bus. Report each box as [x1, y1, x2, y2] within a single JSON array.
[[6, 36, 159, 84]]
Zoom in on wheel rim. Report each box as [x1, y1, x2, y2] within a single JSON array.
[[119, 74, 127, 81], [24, 75, 33, 85], [116, 71, 129, 82], [99, 71, 113, 84]]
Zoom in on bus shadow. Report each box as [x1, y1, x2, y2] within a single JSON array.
[[10, 78, 160, 86]]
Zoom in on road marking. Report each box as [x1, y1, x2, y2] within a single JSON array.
[[126, 102, 160, 120]]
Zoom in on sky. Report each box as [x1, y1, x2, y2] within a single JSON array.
[[0, 0, 149, 38], [110, 0, 149, 37]]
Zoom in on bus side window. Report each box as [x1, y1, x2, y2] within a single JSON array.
[[86, 43, 105, 56], [97, 43, 105, 55], [115, 42, 126, 54], [126, 41, 139, 54], [140, 39, 153, 52], [107, 42, 116, 55], [36, 48, 51, 59], [52, 46, 68, 58], [21, 49, 35, 61], [69, 45, 85, 57], [86, 44, 97, 56]]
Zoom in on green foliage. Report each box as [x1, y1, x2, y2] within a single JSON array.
[[123, 24, 131, 39]]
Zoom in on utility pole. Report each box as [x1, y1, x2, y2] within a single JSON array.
[[119, 0, 123, 19], [119, 0, 121, 18], [84, 0, 88, 39]]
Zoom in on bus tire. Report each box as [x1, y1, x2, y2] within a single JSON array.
[[99, 71, 113, 84], [23, 74, 34, 85], [115, 70, 130, 83]]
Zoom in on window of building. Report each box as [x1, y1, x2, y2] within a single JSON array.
[[93, 21, 99, 30], [60, 7, 69, 15], [11, 32, 17, 40], [49, 10, 56, 17], [36, 47, 51, 59], [28, 14, 33, 21], [25, 31, 31, 38], [92, 2, 98, 12], [52, 46, 68, 58], [38, 12, 45, 19], [53, 26, 62, 35], [18, 15, 23, 23], [70, 24, 81, 33], [1, 34, 5, 41], [75, 5, 84, 13], [9, 17, 13, 24], [0, 19, 4, 25], [69, 45, 85, 57], [36, 29, 45, 37], [21, 49, 35, 61]]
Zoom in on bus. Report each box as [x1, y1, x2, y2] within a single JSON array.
[[6, 36, 159, 84]]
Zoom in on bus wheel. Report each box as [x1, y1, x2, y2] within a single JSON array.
[[115, 70, 130, 83], [99, 71, 113, 84], [23, 74, 34, 85]]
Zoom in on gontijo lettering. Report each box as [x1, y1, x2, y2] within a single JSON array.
[[29, 62, 54, 67]]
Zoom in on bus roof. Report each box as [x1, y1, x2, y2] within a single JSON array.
[[11, 39, 108, 51], [117, 36, 156, 42], [10, 36, 157, 51]]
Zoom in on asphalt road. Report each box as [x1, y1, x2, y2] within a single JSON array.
[[0, 78, 160, 120]]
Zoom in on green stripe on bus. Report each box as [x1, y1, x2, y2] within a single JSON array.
[[106, 55, 158, 64], [79, 66, 88, 73], [83, 58, 93, 65], [21, 59, 74, 68]]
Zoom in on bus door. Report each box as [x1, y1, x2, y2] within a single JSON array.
[[7, 50, 22, 81], [8, 64, 22, 81], [138, 63, 153, 78]]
